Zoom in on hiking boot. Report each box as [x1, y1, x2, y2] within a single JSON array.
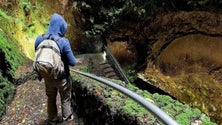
[[63, 114, 74, 121], [46, 120, 56, 125], [46, 116, 63, 125]]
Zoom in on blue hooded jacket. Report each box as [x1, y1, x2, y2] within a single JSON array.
[[35, 13, 76, 77]]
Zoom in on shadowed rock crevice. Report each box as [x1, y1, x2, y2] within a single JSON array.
[[0, 48, 13, 82]]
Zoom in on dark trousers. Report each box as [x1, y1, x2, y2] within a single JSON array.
[[44, 77, 72, 120]]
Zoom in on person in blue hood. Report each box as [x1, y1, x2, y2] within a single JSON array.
[[35, 13, 76, 124]]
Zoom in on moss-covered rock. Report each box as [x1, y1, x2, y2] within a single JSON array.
[[0, 74, 14, 117], [0, 29, 26, 118], [71, 72, 216, 125], [0, 30, 26, 79]]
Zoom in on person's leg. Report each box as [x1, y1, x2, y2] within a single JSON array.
[[45, 78, 58, 120], [57, 78, 73, 120]]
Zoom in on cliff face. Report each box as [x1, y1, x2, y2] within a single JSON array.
[[93, 10, 222, 124], [135, 11, 222, 124], [0, 0, 77, 59]]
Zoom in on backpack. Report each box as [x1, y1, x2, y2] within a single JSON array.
[[33, 36, 65, 79]]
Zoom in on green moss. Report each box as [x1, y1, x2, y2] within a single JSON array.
[[123, 99, 148, 116], [71, 72, 217, 124], [0, 73, 14, 117], [152, 93, 217, 125], [0, 30, 25, 76], [0, 1, 48, 59], [0, 24, 26, 118]]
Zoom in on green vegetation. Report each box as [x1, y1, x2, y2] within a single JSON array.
[[18, 0, 47, 38], [0, 30, 25, 76], [0, 74, 14, 117], [0, 0, 221, 124], [73, 0, 156, 38], [0, 1, 49, 119], [0, 30, 25, 117], [71, 73, 216, 125], [0, 1, 48, 59], [124, 67, 137, 83], [73, 0, 222, 43], [152, 94, 215, 125]]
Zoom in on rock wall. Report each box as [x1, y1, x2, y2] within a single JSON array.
[[138, 11, 222, 124]]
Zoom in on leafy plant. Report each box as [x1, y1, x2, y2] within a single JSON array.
[[73, 0, 157, 38]]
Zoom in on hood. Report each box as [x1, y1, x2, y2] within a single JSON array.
[[47, 13, 67, 37]]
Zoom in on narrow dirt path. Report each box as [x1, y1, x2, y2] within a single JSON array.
[[1, 79, 48, 125], [0, 62, 81, 125], [1, 53, 109, 125], [0, 62, 48, 125]]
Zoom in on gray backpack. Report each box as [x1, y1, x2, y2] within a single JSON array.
[[33, 36, 64, 79]]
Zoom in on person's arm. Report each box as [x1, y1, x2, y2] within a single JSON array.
[[63, 39, 76, 66], [35, 35, 44, 50]]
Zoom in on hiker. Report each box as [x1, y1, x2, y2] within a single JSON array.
[[34, 13, 76, 124]]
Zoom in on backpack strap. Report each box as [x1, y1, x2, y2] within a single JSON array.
[[42, 34, 62, 42], [36, 34, 62, 55], [41, 34, 62, 52]]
